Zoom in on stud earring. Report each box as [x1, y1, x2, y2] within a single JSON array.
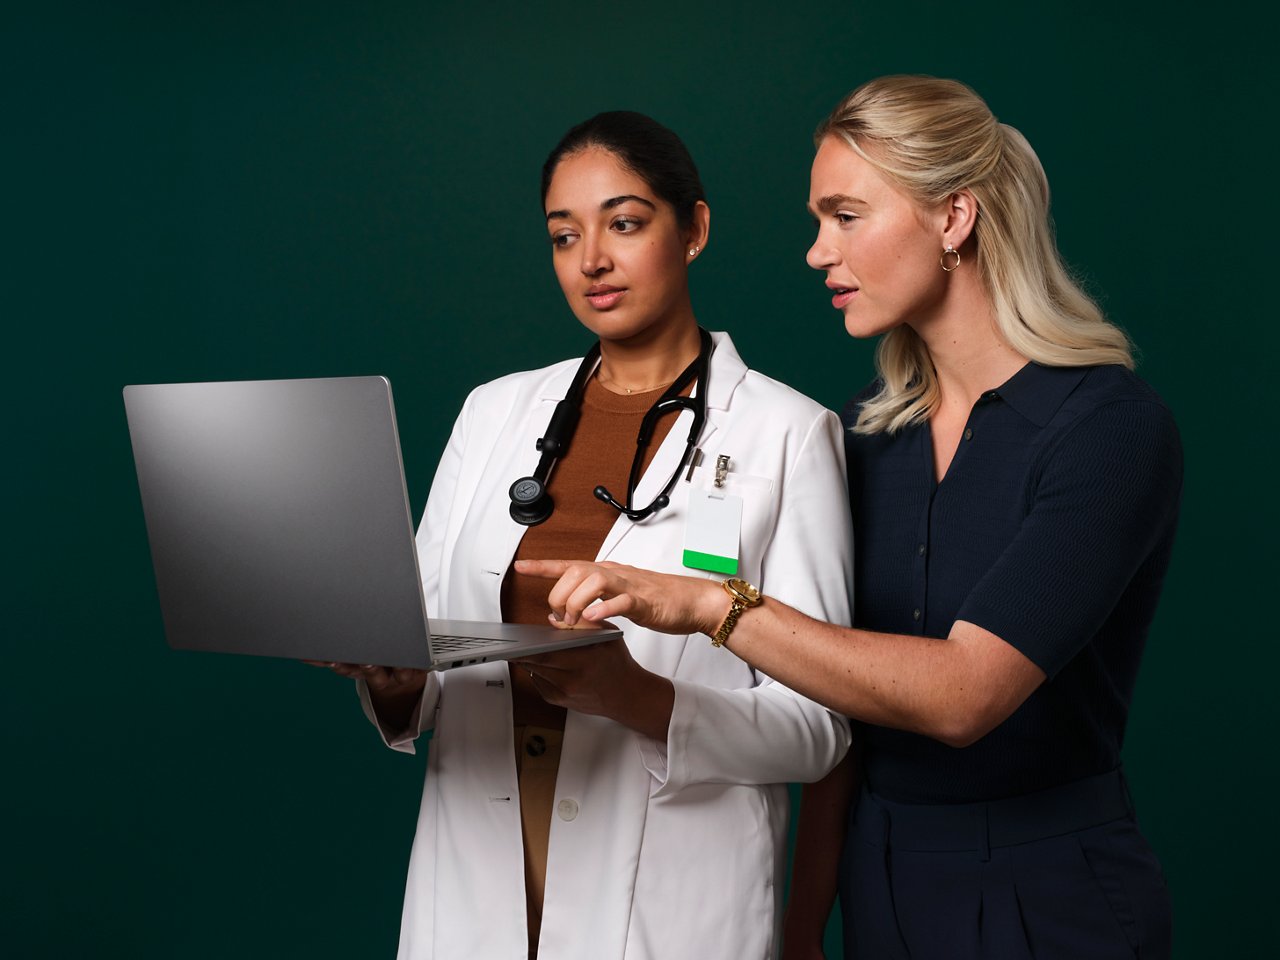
[[940, 244, 960, 272], [689, 246, 700, 257]]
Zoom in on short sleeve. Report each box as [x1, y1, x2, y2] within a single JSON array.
[[956, 400, 1183, 677]]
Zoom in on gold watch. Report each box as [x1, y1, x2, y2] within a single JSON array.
[[711, 577, 763, 647]]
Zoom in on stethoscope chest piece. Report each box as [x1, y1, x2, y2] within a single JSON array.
[[509, 476, 554, 526]]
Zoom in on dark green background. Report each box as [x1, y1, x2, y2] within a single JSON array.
[[6, 2, 1269, 956]]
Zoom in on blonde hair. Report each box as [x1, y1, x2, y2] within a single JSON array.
[[816, 75, 1133, 435]]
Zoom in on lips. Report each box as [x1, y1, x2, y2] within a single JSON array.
[[586, 284, 626, 310], [826, 282, 859, 309]]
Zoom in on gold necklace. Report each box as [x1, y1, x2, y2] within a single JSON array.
[[596, 372, 676, 395]]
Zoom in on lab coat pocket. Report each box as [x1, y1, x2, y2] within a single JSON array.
[[629, 782, 777, 959], [683, 467, 778, 580]]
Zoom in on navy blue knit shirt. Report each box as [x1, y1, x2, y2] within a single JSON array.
[[843, 362, 1183, 803]]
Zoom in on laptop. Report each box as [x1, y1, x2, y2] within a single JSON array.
[[122, 375, 621, 670]]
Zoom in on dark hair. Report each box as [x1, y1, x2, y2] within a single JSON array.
[[540, 111, 706, 228]]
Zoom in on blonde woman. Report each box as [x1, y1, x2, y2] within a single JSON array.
[[520, 77, 1181, 959]]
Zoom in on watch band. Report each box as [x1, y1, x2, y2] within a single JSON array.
[[711, 578, 762, 647]]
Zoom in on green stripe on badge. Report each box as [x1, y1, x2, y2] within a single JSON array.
[[682, 549, 738, 575]]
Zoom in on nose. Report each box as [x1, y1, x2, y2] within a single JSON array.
[[579, 231, 612, 277], [805, 227, 837, 272]]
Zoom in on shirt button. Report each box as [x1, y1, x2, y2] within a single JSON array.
[[557, 798, 579, 822], [912, 609, 921, 621], [525, 734, 547, 758], [917, 543, 926, 557], [963, 428, 973, 441]]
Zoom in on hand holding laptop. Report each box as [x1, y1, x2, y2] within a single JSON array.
[[513, 638, 675, 743], [304, 660, 424, 691], [305, 660, 427, 733]]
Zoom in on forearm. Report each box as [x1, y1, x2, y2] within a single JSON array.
[[702, 590, 1042, 746], [604, 669, 675, 743], [366, 682, 424, 735], [723, 605, 939, 734], [356, 671, 435, 751], [784, 748, 858, 950]]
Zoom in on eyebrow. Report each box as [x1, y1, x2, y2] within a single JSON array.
[[546, 194, 657, 221], [602, 194, 656, 211], [808, 193, 869, 216]]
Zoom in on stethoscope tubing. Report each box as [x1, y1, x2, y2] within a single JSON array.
[[508, 327, 712, 526]]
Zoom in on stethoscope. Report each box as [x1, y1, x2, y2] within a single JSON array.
[[508, 327, 712, 526]]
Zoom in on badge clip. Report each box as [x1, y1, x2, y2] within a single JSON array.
[[714, 454, 730, 489]]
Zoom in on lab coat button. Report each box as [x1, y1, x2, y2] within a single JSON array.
[[557, 798, 579, 821]]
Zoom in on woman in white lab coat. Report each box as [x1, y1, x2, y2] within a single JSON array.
[[323, 111, 853, 960]]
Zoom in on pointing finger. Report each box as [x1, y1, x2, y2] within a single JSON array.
[[514, 558, 572, 580]]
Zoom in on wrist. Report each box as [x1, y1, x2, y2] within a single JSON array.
[[367, 681, 424, 736], [708, 577, 763, 647], [699, 579, 731, 636], [369, 674, 425, 710]]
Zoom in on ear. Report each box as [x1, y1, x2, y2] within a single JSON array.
[[941, 188, 979, 251], [685, 200, 711, 260]]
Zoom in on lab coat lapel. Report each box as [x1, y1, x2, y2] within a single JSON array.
[[469, 365, 580, 614]]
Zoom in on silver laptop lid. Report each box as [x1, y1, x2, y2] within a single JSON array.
[[124, 376, 435, 668]]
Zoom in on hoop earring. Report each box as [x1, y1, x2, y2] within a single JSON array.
[[940, 244, 960, 272]]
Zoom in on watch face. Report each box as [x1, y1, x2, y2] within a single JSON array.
[[726, 577, 761, 604]]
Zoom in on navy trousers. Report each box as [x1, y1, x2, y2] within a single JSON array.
[[838, 770, 1172, 959]]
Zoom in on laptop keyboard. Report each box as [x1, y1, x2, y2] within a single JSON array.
[[431, 635, 517, 654]]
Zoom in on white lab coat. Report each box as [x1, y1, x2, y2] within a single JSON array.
[[360, 332, 853, 960]]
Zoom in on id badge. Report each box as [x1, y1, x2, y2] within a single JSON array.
[[683, 487, 742, 575]]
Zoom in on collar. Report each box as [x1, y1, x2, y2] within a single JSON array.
[[991, 362, 1090, 427], [537, 329, 748, 411]]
